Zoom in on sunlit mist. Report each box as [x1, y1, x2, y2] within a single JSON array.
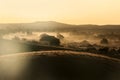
[[0, 39, 29, 54], [0, 54, 30, 79]]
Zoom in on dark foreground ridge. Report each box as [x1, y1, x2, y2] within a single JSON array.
[[0, 50, 120, 80]]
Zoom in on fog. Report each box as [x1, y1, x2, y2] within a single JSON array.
[[0, 22, 120, 80]]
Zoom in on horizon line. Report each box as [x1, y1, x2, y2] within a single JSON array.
[[0, 21, 120, 26]]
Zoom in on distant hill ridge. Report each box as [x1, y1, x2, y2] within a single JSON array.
[[0, 21, 120, 30]]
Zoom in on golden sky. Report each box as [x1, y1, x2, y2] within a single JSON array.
[[0, 0, 120, 24]]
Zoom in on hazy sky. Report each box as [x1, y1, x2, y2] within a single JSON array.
[[0, 0, 120, 24]]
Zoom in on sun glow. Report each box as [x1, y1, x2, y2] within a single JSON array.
[[0, 0, 120, 24]]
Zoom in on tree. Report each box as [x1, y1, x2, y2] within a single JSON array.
[[56, 33, 64, 40], [40, 34, 60, 46], [100, 38, 109, 44]]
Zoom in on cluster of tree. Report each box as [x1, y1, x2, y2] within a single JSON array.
[[39, 34, 60, 46], [1, 32, 120, 59], [100, 38, 109, 44], [81, 46, 120, 59], [63, 39, 120, 59]]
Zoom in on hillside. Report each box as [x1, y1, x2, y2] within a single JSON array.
[[0, 50, 120, 80], [0, 21, 120, 33]]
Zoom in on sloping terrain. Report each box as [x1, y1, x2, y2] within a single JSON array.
[[0, 50, 120, 80]]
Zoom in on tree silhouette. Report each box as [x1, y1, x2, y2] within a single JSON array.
[[40, 34, 60, 46], [100, 38, 109, 44]]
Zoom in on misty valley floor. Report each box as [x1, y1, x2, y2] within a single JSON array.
[[0, 22, 120, 80]]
